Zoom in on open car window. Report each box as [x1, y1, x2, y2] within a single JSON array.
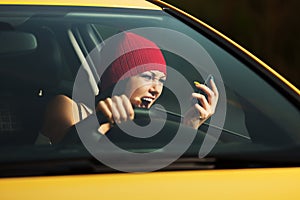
[[0, 5, 299, 175]]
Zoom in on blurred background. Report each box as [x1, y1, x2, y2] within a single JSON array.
[[163, 0, 300, 88]]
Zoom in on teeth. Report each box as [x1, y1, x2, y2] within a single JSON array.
[[142, 97, 153, 102]]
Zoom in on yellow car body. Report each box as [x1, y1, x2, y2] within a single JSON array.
[[1, 167, 300, 199], [0, 0, 299, 199]]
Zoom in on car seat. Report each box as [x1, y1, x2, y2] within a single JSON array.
[[0, 24, 62, 146]]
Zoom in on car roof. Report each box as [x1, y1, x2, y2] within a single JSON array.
[[0, 0, 161, 10]]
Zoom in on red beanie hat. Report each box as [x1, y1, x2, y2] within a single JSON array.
[[100, 32, 167, 91]]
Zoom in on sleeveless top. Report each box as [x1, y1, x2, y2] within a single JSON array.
[[77, 102, 93, 121]]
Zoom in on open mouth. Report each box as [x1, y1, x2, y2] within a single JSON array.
[[140, 97, 153, 108]]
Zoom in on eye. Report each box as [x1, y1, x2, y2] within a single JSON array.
[[159, 78, 166, 84], [140, 74, 152, 81]]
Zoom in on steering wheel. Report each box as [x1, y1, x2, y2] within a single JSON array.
[[104, 108, 220, 152], [60, 107, 218, 154]]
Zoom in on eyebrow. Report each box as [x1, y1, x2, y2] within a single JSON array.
[[150, 71, 166, 79]]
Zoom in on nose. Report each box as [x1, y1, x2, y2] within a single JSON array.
[[149, 81, 162, 97], [149, 88, 159, 97]]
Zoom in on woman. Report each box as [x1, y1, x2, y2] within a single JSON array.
[[40, 32, 218, 144]]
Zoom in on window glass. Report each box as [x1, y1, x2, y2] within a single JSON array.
[[0, 6, 299, 172]]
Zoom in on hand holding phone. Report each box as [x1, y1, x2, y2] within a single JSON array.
[[185, 74, 218, 128], [192, 74, 214, 105]]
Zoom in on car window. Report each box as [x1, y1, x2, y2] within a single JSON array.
[[0, 5, 299, 175]]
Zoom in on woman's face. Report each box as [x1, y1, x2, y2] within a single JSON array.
[[125, 70, 166, 109]]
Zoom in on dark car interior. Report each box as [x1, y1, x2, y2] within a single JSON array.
[[0, 22, 64, 145]]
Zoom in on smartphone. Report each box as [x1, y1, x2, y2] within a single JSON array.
[[193, 74, 214, 105]]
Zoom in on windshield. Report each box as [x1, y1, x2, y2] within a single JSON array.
[[0, 5, 299, 175]]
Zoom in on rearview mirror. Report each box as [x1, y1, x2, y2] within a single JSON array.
[[0, 31, 37, 54]]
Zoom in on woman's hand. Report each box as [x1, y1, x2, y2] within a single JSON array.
[[183, 78, 219, 129], [96, 94, 135, 125]]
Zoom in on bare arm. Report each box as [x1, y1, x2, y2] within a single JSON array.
[[41, 95, 80, 144]]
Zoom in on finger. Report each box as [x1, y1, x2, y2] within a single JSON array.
[[194, 83, 214, 104], [209, 78, 219, 99], [98, 100, 113, 124], [104, 97, 113, 113], [120, 95, 134, 120], [194, 103, 209, 120], [208, 79, 219, 111], [192, 92, 216, 118], [111, 96, 122, 124], [192, 92, 209, 110], [114, 95, 132, 122]]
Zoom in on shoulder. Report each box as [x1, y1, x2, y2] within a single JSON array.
[[45, 95, 77, 112], [50, 95, 74, 106]]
